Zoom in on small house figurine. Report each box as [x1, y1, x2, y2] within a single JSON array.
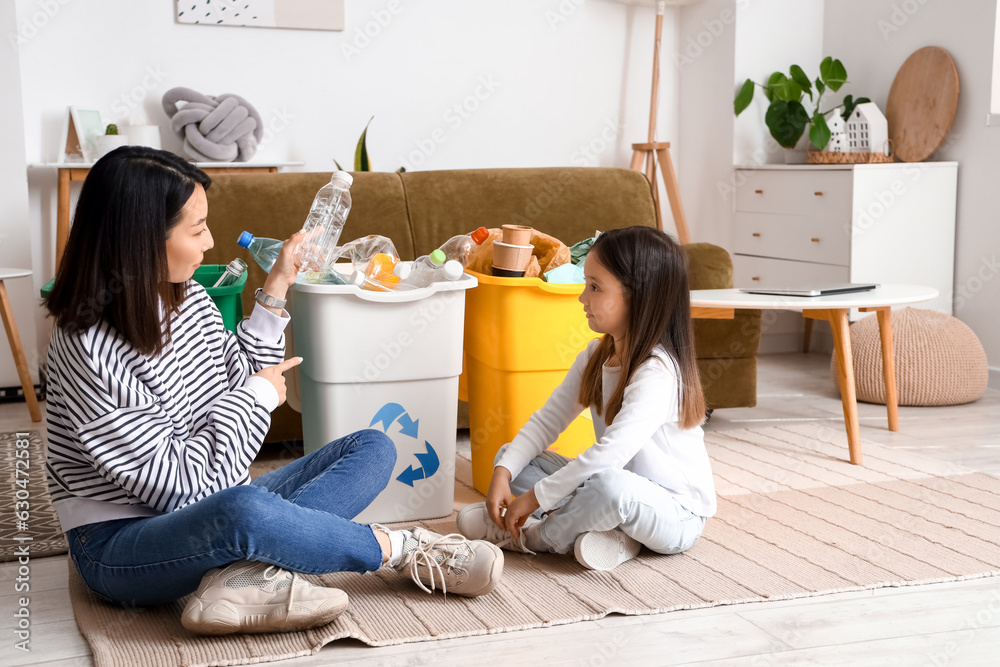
[[846, 102, 889, 154], [824, 108, 846, 134], [827, 132, 848, 153]]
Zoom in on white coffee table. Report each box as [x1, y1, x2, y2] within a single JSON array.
[[690, 284, 939, 465]]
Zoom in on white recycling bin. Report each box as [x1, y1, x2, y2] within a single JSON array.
[[288, 272, 477, 524]]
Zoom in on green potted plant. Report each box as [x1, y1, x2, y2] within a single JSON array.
[[92, 123, 129, 161], [734, 57, 869, 159]]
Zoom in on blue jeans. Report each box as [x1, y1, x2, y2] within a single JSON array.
[[67, 429, 395, 608], [497, 444, 706, 555]]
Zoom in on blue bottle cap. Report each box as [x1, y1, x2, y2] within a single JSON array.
[[237, 231, 254, 248]]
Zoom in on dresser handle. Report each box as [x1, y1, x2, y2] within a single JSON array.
[[752, 232, 761, 238], [751, 276, 760, 281], [814, 191, 823, 196], [754, 189, 763, 194], [811, 237, 820, 243]]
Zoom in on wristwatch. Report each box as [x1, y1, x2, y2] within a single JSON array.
[[254, 288, 287, 309]]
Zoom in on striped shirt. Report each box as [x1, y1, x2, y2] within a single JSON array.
[[45, 281, 289, 532]]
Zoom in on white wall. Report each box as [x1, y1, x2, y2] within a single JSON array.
[[824, 0, 1000, 370], [0, 1, 39, 389], [13, 0, 681, 380]]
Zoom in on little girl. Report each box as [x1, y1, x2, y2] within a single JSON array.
[[457, 226, 716, 570]]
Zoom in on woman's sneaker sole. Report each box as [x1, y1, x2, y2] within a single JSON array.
[[573, 530, 641, 571]]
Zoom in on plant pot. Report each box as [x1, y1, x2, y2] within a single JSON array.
[[783, 133, 812, 164], [501, 224, 533, 245], [92, 134, 129, 161], [492, 240, 533, 272]]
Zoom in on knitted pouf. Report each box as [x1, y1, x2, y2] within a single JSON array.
[[830, 307, 988, 406]]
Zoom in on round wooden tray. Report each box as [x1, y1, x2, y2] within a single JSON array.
[[886, 46, 959, 163]]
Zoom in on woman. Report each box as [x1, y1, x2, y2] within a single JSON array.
[[43, 146, 502, 636]]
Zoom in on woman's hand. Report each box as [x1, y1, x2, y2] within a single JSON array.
[[504, 488, 540, 540], [486, 467, 515, 531], [251, 357, 302, 407], [261, 230, 307, 302]]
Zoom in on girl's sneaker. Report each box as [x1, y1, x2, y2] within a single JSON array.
[[393, 527, 503, 597], [456, 502, 539, 554], [181, 560, 349, 635], [573, 530, 642, 571]]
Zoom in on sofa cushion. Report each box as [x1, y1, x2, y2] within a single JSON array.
[[400, 168, 659, 255]]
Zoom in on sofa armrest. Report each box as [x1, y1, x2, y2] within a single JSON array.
[[683, 242, 733, 290]]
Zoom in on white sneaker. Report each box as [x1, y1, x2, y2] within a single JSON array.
[[573, 530, 641, 571], [456, 502, 539, 554], [181, 560, 348, 635], [394, 527, 503, 597]]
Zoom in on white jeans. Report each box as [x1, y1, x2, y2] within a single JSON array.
[[496, 445, 706, 556]]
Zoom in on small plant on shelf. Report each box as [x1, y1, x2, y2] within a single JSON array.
[[733, 57, 870, 151]]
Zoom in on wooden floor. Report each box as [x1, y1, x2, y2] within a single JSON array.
[[2, 352, 999, 667]]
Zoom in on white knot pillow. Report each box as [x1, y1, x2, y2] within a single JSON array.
[[162, 87, 263, 162]]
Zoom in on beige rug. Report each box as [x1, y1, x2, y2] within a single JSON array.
[[68, 423, 1000, 667], [0, 432, 68, 561]]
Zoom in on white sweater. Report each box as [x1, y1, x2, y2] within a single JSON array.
[[496, 340, 717, 517], [45, 282, 289, 532]]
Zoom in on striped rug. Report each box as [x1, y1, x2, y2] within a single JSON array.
[[68, 423, 1000, 667]]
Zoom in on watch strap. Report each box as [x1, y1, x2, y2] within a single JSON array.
[[254, 288, 287, 309]]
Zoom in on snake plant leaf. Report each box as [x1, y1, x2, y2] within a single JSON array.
[[765, 100, 809, 148], [809, 112, 831, 150], [334, 159, 345, 171], [819, 57, 847, 92], [354, 116, 373, 172], [790, 65, 812, 100], [734, 79, 755, 116]]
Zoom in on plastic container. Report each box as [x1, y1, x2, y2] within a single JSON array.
[[237, 232, 283, 273], [213, 258, 248, 287], [438, 227, 490, 266], [193, 265, 249, 332], [461, 269, 598, 493], [289, 273, 478, 523], [395, 250, 464, 288], [39, 265, 249, 333], [294, 170, 353, 272]]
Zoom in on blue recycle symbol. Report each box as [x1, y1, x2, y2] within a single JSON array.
[[369, 402, 439, 487]]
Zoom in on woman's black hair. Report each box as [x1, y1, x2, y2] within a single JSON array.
[[43, 146, 212, 355]]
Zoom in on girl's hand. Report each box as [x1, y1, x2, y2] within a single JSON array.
[[251, 357, 302, 407], [486, 467, 514, 531], [262, 230, 307, 298], [504, 488, 540, 540]]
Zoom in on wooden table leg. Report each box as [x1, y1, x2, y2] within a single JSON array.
[[0, 281, 42, 423], [827, 308, 863, 465], [875, 307, 899, 431], [56, 168, 71, 274]]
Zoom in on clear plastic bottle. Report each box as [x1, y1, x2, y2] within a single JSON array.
[[212, 258, 248, 287], [237, 232, 283, 273], [395, 249, 464, 288], [294, 171, 354, 272], [437, 227, 490, 267]]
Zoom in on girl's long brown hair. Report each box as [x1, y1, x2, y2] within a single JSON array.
[[577, 226, 706, 430]]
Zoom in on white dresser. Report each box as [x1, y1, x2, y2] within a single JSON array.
[[732, 163, 957, 350]]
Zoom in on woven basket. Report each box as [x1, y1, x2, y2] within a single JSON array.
[[807, 151, 893, 164], [830, 308, 988, 406]]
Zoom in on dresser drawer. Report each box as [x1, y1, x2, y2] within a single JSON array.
[[734, 212, 850, 266], [733, 255, 849, 290], [735, 170, 853, 218]]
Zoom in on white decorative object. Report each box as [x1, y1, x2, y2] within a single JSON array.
[[846, 102, 889, 154], [824, 108, 847, 134], [92, 133, 129, 161], [828, 132, 848, 153], [731, 163, 958, 351]]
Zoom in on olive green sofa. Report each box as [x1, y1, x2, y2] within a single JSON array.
[[203, 168, 761, 443]]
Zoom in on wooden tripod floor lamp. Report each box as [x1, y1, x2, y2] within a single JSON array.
[[630, 0, 692, 244]]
